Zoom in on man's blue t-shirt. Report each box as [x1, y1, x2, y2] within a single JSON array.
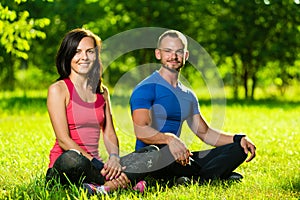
[[130, 71, 200, 150]]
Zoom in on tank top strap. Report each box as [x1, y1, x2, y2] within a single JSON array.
[[63, 78, 105, 106], [63, 78, 74, 100]]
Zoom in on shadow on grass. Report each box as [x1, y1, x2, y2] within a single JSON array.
[[111, 94, 300, 109], [1, 96, 300, 114], [200, 98, 300, 109], [281, 175, 300, 194], [0, 96, 47, 114]]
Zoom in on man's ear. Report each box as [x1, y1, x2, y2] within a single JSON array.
[[184, 50, 189, 61], [155, 49, 161, 60]]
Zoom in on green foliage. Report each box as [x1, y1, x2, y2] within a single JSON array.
[[0, 0, 300, 100], [0, 0, 50, 90], [0, 91, 299, 199], [0, 0, 50, 59], [200, 0, 300, 99]]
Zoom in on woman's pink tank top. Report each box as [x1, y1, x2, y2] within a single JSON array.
[[48, 78, 105, 168]]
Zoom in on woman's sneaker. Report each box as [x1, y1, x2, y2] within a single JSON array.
[[132, 180, 146, 193], [82, 183, 110, 195]]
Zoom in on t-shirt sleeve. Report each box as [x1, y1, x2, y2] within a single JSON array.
[[191, 90, 200, 115], [130, 84, 155, 112]]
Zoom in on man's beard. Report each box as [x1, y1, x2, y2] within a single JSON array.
[[162, 63, 182, 73]]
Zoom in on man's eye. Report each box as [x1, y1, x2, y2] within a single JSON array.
[[177, 50, 184, 54]]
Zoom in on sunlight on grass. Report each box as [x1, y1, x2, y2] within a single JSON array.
[[0, 90, 299, 199]]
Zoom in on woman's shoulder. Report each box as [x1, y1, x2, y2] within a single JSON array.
[[48, 80, 68, 97]]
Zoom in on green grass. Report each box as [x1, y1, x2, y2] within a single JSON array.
[[0, 90, 299, 199]]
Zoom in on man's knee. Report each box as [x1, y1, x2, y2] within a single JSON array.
[[231, 142, 248, 161]]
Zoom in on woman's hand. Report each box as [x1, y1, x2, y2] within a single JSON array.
[[104, 172, 130, 190], [101, 155, 125, 180]]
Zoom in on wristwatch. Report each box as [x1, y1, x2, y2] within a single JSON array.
[[233, 134, 246, 143]]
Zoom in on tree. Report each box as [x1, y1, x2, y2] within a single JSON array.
[[1, 0, 299, 100], [0, 0, 50, 90], [202, 0, 300, 99]]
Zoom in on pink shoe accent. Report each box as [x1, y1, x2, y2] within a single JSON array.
[[83, 183, 110, 195], [133, 180, 146, 193], [103, 185, 110, 193]]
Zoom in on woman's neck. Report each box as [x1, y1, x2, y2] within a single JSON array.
[[69, 74, 96, 102], [69, 74, 88, 89]]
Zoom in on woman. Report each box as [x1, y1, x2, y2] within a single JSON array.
[[46, 28, 159, 194]]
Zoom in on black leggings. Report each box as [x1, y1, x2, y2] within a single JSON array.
[[151, 142, 247, 181], [46, 145, 160, 186]]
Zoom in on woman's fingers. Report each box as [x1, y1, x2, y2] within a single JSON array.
[[111, 173, 130, 188]]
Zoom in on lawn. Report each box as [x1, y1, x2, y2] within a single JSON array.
[[0, 90, 299, 199]]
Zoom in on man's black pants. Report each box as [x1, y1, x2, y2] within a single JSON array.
[[151, 142, 247, 181]]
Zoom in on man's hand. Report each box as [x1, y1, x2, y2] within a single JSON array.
[[176, 149, 193, 166], [167, 133, 192, 166], [240, 137, 256, 162]]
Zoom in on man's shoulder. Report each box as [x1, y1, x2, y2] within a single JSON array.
[[141, 71, 159, 83], [134, 71, 159, 89]]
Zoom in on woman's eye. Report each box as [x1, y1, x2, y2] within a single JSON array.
[[88, 49, 95, 54]]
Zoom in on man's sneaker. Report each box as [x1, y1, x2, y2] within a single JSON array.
[[132, 180, 146, 193], [82, 183, 110, 195], [175, 176, 191, 186], [228, 172, 243, 181]]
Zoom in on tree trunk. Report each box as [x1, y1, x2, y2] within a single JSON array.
[[243, 66, 249, 99], [4, 57, 15, 90], [232, 57, 239, 100], [251, 73, 257, 100]]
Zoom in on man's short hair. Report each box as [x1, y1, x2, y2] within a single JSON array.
[[157, 30, 188, 50]]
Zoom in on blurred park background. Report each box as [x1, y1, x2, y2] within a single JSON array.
[[1, 1, 300, 199], [0, 0, 300, 100]]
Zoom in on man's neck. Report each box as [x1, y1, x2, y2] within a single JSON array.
[[158, 66, 179, 87]]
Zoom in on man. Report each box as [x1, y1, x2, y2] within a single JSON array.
[[129, 30, 256, 182]]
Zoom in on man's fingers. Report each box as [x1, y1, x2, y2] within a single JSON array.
[[169, 137, 188, 157], [243, 146, 249, 154], [246, 145, 256, 162], [175, 149, 191, 166], [240, 137, 256, 162], [246, 153, 255, 162]]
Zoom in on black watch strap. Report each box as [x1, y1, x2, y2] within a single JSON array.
[[233, 134, 246, 143]]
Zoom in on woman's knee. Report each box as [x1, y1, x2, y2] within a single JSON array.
[[51, 150, 91, 184], [54, 150, 89, 169]]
